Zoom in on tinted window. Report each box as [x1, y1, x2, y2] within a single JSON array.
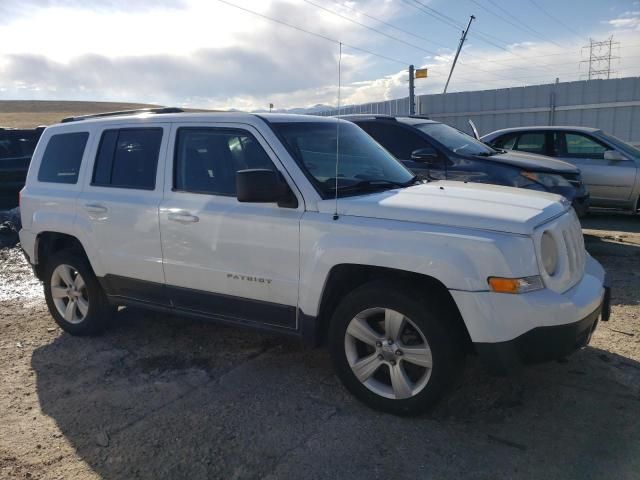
[[273, 121, 413, 198], [563, 133, 607, 159], [92, 128, 162, 189], [37, 132, 89, 184], [174, 128, 274, 196], [0, 131, 40, 160], [514, 132, 546, 154], [357, 122, 429, 159]]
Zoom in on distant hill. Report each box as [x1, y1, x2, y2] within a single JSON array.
[[251, 104, 333, 115], [0, 100, 163, 128]]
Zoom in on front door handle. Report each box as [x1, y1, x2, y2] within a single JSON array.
[[168, 211, 200, 224], [84, 203, 108, 214]]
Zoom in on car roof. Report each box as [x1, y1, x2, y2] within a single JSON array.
[[484, 125, 601, 137], [338, 114, 438, 125], [46, 111, 341, 129]]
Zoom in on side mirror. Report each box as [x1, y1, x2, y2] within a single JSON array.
[[604, 149, 626, 161], [411, 147, 439, 163], [236, 169, 290, 204]]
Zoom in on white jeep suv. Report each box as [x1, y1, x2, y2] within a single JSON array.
[[19, 109, 610, 415]]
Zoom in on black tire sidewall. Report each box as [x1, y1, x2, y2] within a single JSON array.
[[329, 280, 463, 415], [43, 250, 108, 336]]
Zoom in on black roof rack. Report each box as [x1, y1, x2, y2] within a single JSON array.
[[61, 107, 184, 123], [337, 114, 398, 121], [407, 115, 431, 120]]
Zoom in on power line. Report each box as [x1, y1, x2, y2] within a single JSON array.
[[527, 0, 585, 41], [403, 0, 519, 49], [325, 0, 454, 51], [400, 0, 527, 57], [215, 0, 412, 66], [468, 0, 563, 48], [302, 0, 440, 56]]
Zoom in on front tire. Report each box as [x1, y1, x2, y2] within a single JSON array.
[[43, 250, 110, 335], [328, 280, 464, 415]]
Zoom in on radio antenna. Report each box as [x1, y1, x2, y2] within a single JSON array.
[[333, 42, 342, 221]]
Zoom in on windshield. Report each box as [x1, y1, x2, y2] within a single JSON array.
[[596, 131, 640, 159], [273, 121, 415, 198], [414, 122, 496, 156]]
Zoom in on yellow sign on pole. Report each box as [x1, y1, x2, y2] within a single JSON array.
[[415, 68, 428, 79]]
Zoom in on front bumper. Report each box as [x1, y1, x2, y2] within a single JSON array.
[[451, 254, 608, 374], [475, 289, 609, 374]]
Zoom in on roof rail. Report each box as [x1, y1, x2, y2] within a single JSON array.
[[61, 107, 184, 123], [338, 114, 397, 121], [408, 115, 431, 119]]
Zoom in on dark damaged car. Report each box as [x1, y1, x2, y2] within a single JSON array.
[[342, 115, 590, 216]]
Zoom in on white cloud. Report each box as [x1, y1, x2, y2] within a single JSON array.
[[0, 1, 639, 111]]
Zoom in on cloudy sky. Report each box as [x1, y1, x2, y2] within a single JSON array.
[[0, 0, 639, 111]]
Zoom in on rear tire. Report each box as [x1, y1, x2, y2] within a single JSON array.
[[328, 280, 465, 416], [43, 250, 110, 335]]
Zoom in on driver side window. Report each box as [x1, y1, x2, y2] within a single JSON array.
[[562, 133, 608, 159]]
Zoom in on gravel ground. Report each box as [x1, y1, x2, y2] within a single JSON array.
[[0, 211, 639, 480]]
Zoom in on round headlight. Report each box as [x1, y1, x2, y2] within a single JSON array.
[[541, 231, 558, 276]]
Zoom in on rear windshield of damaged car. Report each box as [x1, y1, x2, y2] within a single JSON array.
[[273, 121, 414, 198]]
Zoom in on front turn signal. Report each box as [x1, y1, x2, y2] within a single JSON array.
[[488, 275, 543, 294]]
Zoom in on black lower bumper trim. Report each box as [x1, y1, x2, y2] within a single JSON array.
[[475, 303, 603, 375]]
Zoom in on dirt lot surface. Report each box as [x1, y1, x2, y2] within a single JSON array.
[[0, 101, 160, 128], [0, 101, 216, 128], [1, 212, 639, 479]]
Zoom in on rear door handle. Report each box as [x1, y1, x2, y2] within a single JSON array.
[[168, 211, 200, 224], [84, 203, 108, 214]]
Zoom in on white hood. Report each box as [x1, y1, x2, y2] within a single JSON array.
[[317, 181, 569, 235]]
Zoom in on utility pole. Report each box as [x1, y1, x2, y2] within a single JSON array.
[[443, 15, 475, 94], [581, 36, 619, 80], [409, 65, 415, 115]]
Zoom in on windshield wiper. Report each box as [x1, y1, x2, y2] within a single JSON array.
[[328, 176, 420, 192], [475, 150, 503, 157]]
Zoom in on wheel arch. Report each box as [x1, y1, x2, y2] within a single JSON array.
[[310, 263, 472, 351], [34, 231, 92, 280]]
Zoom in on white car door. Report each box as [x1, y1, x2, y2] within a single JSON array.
[[159, 122, 304, 329], [75, 123, 170, 304]]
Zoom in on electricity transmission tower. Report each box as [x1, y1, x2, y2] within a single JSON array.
[[581, 36, 619, 80]]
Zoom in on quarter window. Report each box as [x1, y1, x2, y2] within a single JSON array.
[[92, 128, 163, 189], [174, 128, 275, 196], [563, 133, 607, 159], [37, 132, 89, 184]]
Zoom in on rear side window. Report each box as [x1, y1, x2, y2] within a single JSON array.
[[37, 132, 89, 184], [174, 128, 274, 196], [514, 132, 546, 154], [92, 128, 163, 190]]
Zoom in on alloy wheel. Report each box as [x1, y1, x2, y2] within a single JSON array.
[[344, 307, 433, 400], [50, 264, 89, 324]]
